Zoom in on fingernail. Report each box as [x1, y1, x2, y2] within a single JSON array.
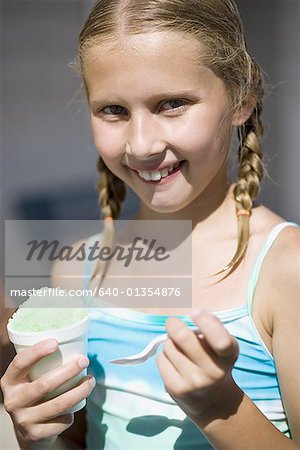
[[88, 376, 96, 389], [45, 338, 57, 351], [78, 356, 89, 369]]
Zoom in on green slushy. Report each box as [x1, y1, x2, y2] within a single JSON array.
[[8, 287, 88, 332]]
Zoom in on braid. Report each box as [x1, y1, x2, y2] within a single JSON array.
[[216, 96, 264, 277], [90, 156, 126, 283], [234, 98, 264, 212], [96, 155, 126, 220]]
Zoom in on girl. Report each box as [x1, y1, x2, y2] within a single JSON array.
[[1, 0, 299, 449]]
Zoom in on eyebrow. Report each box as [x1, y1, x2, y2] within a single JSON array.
[[89, 89, 200, 109]]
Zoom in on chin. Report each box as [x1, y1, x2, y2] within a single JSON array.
[[146, 202, 187, 214]]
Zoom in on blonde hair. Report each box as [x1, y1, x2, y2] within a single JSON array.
[[78, 0, 265, 281]]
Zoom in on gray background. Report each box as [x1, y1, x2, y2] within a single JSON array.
[[1, 0, 300, 223]]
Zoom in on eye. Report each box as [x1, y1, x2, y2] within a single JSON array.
[[101, 105, 127, 116], [161, 99, 189, 112]]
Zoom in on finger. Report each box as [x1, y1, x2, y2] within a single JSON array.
[[191, 310, 239, 359], [165, 317, 211, 367], [162, 337, 209, 383], [164, 319, 235, 384], [156, 351, 185, 396], [15, 355, 90, 407], [5, 339, 58, 383], [38, 413, 74, 438], [31, 375, 95, 421], [18, 413, 74, 443]]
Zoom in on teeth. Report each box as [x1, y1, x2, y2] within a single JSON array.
[[160, 168, 169, 177], [140, 171, 152, 181], [137, 161, 181, 181], [151, 171, 162, 181]]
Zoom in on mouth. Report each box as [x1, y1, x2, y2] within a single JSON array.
[[131, 160, 186, 184]]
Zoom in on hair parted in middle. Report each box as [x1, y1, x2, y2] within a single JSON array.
[[77, 0, 265, 283]]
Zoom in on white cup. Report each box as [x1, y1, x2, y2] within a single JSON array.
[[7, 314, 90, 414]]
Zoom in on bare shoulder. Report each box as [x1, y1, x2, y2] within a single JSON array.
[[269, 223, 300, 310], [257, 211, 300, 442], [255, 205, 300, 314], [251, 204, 299, 313], [258, 204, 300, 286], [51, 239, 88, 291], [253, 206, 300, 257]]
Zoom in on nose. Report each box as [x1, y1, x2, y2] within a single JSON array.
[[125, 111, 166, 159]]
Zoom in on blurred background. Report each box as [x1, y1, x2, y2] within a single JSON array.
[[1, 0, 300, 227], [0, 1, 300, 447]]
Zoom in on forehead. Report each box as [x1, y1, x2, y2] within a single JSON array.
[[83, 32, 217, 97], [83, 31, 203, 65]]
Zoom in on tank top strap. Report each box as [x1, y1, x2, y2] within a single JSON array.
[[83, 233, 103, 290], [247, 221, 299, 312]]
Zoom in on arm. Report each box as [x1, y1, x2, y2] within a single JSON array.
[[157, 227, 300, 449], [1, 240, 91, 450], [198, 227, 300, 448], [157, 313, 300, 450], [0, 338, 93, 450], [270, 227, 300, 443]]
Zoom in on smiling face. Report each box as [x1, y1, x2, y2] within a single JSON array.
[[83, 32, 236, 216]]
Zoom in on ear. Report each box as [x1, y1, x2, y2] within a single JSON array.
[[232, 98, 256, 127]]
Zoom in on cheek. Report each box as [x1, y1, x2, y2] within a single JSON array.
[[90, 117, 124, 159], [173, 119, 223, 159], [173, 113, 228, 158]]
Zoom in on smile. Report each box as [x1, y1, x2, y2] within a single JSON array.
[[131, 161, 186, 184]]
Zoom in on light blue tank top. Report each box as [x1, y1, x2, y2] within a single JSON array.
[[84, 221, 298, 449]]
